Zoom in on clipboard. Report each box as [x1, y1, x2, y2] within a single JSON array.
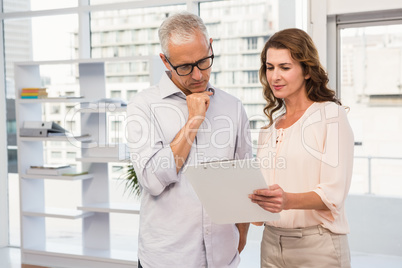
[[183, 158, 280, 224]]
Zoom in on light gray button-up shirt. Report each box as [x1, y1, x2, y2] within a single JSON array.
[[127, 71, 252, 268]]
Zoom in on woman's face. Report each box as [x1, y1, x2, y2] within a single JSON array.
[[265, 48, 310, 101]]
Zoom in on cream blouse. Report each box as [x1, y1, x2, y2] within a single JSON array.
[[257, 101, 354, 234]]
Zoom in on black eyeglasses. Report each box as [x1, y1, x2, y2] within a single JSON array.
[[165, 44, 214, 76]]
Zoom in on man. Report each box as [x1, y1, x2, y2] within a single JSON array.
[[126, 11, 252, 268]]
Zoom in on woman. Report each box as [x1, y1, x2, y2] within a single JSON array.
[[249, 28, 354, 268]]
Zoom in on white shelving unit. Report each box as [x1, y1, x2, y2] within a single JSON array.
[[15, 57, 165, 268], [78, 203, 141, 215], [21, 173, 94, 181], [23, 208, 94, 219], [19, 135, 92, 142]]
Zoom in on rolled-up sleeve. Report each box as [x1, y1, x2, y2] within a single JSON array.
[[126, 96, 178, 196], [313, 105, 354, 222]]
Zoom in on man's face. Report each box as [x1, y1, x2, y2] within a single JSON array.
[[161, 32, 213, 95]]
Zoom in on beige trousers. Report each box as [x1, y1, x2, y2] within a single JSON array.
[[261, 225, 351, 268]]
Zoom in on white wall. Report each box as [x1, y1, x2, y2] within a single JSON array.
[[308, 0, 328, 66], [346, 195, 402, 256]]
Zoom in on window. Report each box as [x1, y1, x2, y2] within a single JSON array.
[[200, 0, 279, 133], [1, 0, 296, 253], [90, 5, 185, 58], [66, 152, 76, 159], [110, 90, 121, 98], [338, 12, 402, 197], [3, 0, 77, 12], [247, 37, 258, 50], [249, 120, 257, 129], [51, 151, 62, 159], [65, 121, 76, 131], [50, 104, 61, 114], [111, 120, 122, 131], [247, 71, 259, 84], [127, 90, 137, 100], [244, 54, 259, 69], [243, 87, 263, 103]]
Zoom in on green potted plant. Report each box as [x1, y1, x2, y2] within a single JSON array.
[[121, 163, 141, 197]]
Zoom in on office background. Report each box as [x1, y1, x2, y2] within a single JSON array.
[[1, 0, 402, 267]]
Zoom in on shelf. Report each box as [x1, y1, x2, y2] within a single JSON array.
[[78, 203, 140, 214], [18, 97, 88, 103], [16, 55, 151, 66], [14, 59, 160, 268], [76, 157, 130, 163], [23, 242, 137, 264], [19, 135, 92, 142], [78, 106, 127, 113], [21, 173, 93, 181], [23, 207, 94, 219]]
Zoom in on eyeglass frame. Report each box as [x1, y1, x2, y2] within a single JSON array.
[[164, 43, 214, 76]]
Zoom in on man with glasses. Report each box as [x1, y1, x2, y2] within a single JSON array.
[[127, 11, 251, 268]]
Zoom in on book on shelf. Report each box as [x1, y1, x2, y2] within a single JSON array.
[[21, 87, 47, 92], [20, 131, 91, 139], [20, 121, 67, 137], [47, 132, 69, 137], [30, 164, 70, 169], [23, 121, 65, 131], [61, 171, 89, 176], [21, 96, 41, 99], [26, 164, 76, 176], [21, 92, 42, 96], [21, 94, 48, 99], [20, 87, 48, 99], [20, 128, 48, 137], [53, 133, 91, 139]]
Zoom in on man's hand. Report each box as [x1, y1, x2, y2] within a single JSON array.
[[236, 223, 250, 254], [186, 91, 213, 128], [170, 91, 213, 173]]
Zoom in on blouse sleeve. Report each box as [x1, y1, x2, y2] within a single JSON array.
[[312, 104, 354, 222]]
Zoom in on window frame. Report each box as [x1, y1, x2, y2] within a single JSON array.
[[0, 0, 303, 249], [0, 0, 216, 248], [0, 3, 8, 247], [331, 9, 402, 196], [327, 8, 402, 99]]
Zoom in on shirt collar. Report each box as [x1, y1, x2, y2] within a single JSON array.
[[159, 71, 215, 99]]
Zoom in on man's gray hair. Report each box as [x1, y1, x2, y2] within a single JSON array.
[[158, 11, 209, 58]]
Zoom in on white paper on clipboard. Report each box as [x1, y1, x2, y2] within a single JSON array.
[[183, 158, 280, 224]]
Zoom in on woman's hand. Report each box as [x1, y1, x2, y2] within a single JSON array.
[[249, 185, 331, 212], [249, 184, 289, 213]]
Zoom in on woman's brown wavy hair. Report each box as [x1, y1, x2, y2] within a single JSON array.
[[259, 28, 341, 127]]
